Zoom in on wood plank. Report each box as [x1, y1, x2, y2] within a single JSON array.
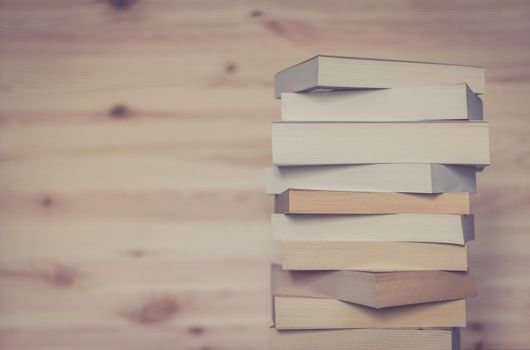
[[0, 191, 271, 221], [0, 155, 266, 193], [0, 220, 272, 261], [0, 219, 271, 345], [0, 118, 270, 157], [1, 326, 269, 350]]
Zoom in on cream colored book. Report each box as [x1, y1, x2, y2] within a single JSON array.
[[275, 190, 470, 215], [272, 214, 474, 245], [279, 241, 468, 271], [275, 55, 484, 98], [271, 265, 476, 308], [266, 164, 477, 194], [273, 296, 466, 329], [272, 122, 490, 166], [281, 83, 483, 121], [270, 328, 460, 350]]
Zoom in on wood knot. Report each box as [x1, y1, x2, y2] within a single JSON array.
[[188, 326, 205, 336], [264, 20, 287, 36], [122, 295, 180, 325], [48, 264, 79, 288], [108, 0, 137, 10], [0, 263, 81, 289], [224, 62, 237, 74], [468, 321, 484, 331], [109, 104, 131, 119], [126, 249, 147, 258], [40, 195, 53, 207], [249, 9, 263, 17]]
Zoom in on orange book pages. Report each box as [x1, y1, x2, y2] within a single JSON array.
[[274, 297, 466, 329], [281, 241, 468, 271], [270, 327, 459, 350], [275, 190, 470, 214], [271, 266, 476, 308]]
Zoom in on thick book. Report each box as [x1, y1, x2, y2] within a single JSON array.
[[272, 121, 490, 166], [275, 190, 470, 215], [270, 328, 460, 350], [281, 83, 483, 121], [278, 241, 468, 271], [271, 265, 476, 308], [275, 55, 485, 98], [266, 164, 477, 194], [273, 296, 466, 329], [271, 213, 474, 245]]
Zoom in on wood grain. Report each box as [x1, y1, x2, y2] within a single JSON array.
[[1, 0, 530, 349]]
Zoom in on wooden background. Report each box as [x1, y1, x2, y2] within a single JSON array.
[[1, 1, 529, 349]]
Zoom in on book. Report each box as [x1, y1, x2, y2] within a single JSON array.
[[270, 328, 460, 350], [266, 164, 477, 194], [273, 296, 466, 329], [271, 265, 476, 308], [272, 121, 490, 166], [275, 55, 484, 98], [271, 213, 474, 245], [281, 83, 483, 121], [278, 241, 468, 271], [275, 190, 470, 215]]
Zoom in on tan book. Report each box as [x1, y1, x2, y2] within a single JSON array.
[[272, 214, 474, 245], [271, 265, 476, 308], [266, 164, 477, 194], [279, 241, 468, 271], [273, 296, 466, 329], [281, 83, 483, 121], [270, 328, 460, 350], [275, 190, 470, 215], [272, 121, 490, 166], [275, 55, 484, 98]]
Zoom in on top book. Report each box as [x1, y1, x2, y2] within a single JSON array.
[[275, 55, 485, 98]]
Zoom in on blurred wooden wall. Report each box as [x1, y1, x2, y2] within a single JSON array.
[[1, 1, 529, 349]]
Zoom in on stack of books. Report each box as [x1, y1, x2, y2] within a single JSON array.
[[266, 56, 490, 350]]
